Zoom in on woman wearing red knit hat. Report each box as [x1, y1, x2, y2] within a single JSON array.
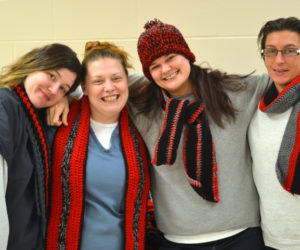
[[128, 19, 271, 249]]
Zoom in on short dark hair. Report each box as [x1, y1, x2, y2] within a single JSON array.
[[258, 17, 300, 52]]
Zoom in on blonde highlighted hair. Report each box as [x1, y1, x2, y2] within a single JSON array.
[[0, 43, 81, 93], [82, 41, 132, 83]]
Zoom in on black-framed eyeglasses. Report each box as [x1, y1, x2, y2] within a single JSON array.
[[261, 48, 300, 57]]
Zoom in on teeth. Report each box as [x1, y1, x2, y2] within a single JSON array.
[[164, 72, 178, 80], [103, 96, 117, 101]]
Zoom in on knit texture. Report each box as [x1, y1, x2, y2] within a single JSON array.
[[259, 76, 300, 194], [152, 91, 219, 202], [137, 19, 195, 81], [13, 84, 50, 221], [46, 96, 151, 250]]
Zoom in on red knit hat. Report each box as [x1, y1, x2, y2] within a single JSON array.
[[137, 19, 196, 81]]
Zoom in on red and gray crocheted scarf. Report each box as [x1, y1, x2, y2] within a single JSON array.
[[152, 91, 219, 202], [259, 76, 300, 194], [46, 96, 151, 250]]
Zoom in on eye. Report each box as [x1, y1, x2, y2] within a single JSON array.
[[264, 48, 277, 57], [150, 65, 159, 71], [166, 55, 175, 61], [285, 48, 295, 52], [112, 76, 122, 82], [283, 48, 297, 56], [93, 79, 103, 85], [59, 86, 67, 94], [49, 72, 56, 80]]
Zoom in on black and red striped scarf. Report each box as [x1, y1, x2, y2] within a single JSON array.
[[46, 96, 151, 250], [14, 84, 50, 222], [259, 76, 300, 194], [152, 91, 219, 202]]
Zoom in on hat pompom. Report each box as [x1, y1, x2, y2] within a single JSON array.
[[144, 18, 162, 30]]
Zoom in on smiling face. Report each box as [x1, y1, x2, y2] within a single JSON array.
[[149, 54, 192, 96], [24, 68, 76, 108], [264, 30, 300, 92], [83, 57, 129, 124]]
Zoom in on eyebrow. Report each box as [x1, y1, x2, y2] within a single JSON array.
[[55, 70, 61, 78], [266, 43, 297, 47], [91, 72, 124, 78]]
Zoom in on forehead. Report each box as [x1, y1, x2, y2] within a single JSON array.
[[87, 57, 125, 73], [151, 55, 169, 65], [265, 30, 300, 47]]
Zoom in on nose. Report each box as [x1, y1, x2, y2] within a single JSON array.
[[48, 82, 60, 95], [274, 51, 285, 63], [161, 63, 171, 73], [103, 80, 115, 91]]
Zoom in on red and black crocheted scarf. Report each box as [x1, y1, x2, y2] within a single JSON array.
[[152, 91, 219, 202], [14, 84, 50, 220], [46, 96, 151, 250]]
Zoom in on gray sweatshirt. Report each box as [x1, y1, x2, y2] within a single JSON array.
[[128, 73, 271, 237]]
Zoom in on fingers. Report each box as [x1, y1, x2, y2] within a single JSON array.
[[46, 97, 70, 127], [46, 107, 60, 126], [52, 107, 63, 126], [47, 106, 63, 126], [61, 105, 69, 126]]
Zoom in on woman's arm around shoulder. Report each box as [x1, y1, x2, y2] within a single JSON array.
[[243, 73, 271, 97]]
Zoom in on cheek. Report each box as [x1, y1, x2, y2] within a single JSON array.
[[122, 85, 129, 98], [53, 93, 64, 103], [264, 61, 273, 71], [150, 71, 159, 82], [179, 60, 191, 75], [292, 62, 300, 74], [86, 85, 101, 97]]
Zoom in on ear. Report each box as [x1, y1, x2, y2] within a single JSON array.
[[81, 83, 88, 96]]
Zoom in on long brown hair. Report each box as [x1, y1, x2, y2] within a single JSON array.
[[0, 43, 82, 94], [130, 62, 247, 128]]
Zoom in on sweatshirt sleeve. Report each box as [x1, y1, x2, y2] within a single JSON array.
[[0, 154, 9, 250], [128, 72, 150, 86], [0, 89, 21, 164]]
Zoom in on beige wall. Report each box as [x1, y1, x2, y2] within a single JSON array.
[[0, 0, 299, 75]]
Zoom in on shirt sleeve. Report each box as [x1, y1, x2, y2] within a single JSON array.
[[128, 72, 150, 86], [0, 90, 19, 163], [0, 154, 9, 250], [70, 85, 83, 100]]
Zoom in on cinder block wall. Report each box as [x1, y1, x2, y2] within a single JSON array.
[[0, 0, 299, 75]]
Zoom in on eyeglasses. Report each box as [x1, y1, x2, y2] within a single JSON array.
[[261, 48, 300, 57]]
